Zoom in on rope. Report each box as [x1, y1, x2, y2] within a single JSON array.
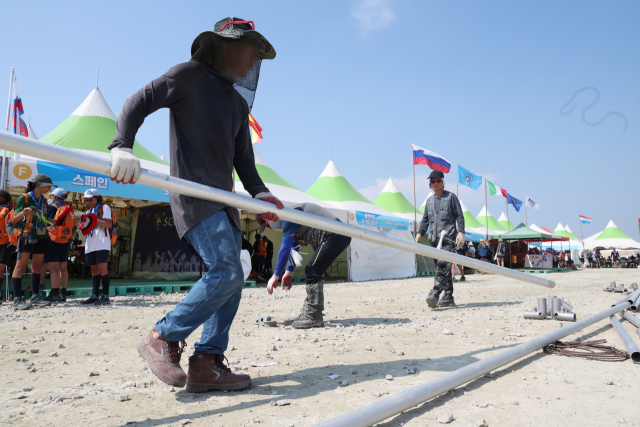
[[543, 339, 629, 362]]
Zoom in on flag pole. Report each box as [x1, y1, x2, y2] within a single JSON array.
[[579, 216, 585, 255], [525, 200, 528, 227], [412, 145, 417, 235], [484, 178, 488, 241], [2, 68, 15, 192], [505, 196, 511, 231], [456, 163, 459, 197]]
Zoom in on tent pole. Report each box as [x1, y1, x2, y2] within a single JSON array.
[[412, 146, 417, 235], [525, 203, 528, 227], [484, 179, 488, 241], [0, 132, 556, 289]]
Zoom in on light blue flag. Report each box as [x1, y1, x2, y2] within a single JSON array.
[[457, 165, 483, 190]]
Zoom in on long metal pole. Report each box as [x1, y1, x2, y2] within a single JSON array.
[[609, 315, 640, 363], [315, 301, 631, 427], [484, 179, 488, 241], [620, 311, 640, 338], [0, 132, 555, 288], [2, 68, 15, 192], [505, 197, 511, 232], [412, 146, 417, 235]]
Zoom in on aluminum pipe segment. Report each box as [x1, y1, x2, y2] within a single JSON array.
[[619, 311, 640, 338], [315, 301, 630, 427], [0, 133, 554, 288], [609, 315, 640, 364]]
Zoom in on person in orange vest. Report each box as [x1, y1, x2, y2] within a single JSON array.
[[0, 190, 13, 302], [43, 188, 77, 303]]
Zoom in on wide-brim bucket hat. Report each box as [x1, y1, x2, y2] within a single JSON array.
[[191, 17, 276, 61], [79, 213, 98, 236]]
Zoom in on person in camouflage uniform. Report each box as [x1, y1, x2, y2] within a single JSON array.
[[265, 203, 351, 328], [415, 170, 466, 308]]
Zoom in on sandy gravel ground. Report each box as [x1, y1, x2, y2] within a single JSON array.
[[1, 268, 640, 427]]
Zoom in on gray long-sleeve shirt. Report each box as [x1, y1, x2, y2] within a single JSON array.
[[417, 192, 465, 236], [109, 62, 269, 239]]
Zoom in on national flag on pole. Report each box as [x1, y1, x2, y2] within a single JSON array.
[[579, 215, 593, 224], [487, 179, 507, 197], [507, 193, 523, 212], [412, 144, 451, 173], [248, 113, 263, 144], [457, 165, 482, 190], [8, 75, 28, 137], [525, 196, 540, 209]]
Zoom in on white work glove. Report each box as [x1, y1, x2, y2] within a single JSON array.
[[456, 232, 465, 247], [415, 233, 422, 243], [110, 147, 141, 184], [281, 271, 293, 291], [267, 275, 278, 295], [255, 191, 284, 222]]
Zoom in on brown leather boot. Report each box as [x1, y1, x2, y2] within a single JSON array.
[[186, 353, 252, 392], [137, 327, 187, 387]]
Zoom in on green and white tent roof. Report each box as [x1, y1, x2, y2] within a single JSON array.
[[498, 212, 516, 231], [234, 147, 337, 210], [585, 220, 640, 250], [27, 125, 38, 140], [374, 178, 419, 221], [476, 206, 507, 234], [39, 88, 168, 173], [564, 225, 581, 241], [553, 223, 572, 240], [459, 200, 485, 234], [307, 160, 401, 217]]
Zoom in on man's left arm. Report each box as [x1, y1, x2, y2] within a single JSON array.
[[234, 115, 283, 220]]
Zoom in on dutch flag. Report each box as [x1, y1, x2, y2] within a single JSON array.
[[412, 144, 451, 173], [579, 215, 593, 224]]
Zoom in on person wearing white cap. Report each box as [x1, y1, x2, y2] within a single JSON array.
[[80, 189, 112, 305]]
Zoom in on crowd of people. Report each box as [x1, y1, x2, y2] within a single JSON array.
[[581, 248, 638, 269], [0, 174, 117, 309], [241, 231, 274, 283]]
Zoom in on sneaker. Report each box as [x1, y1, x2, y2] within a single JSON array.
[[137, 327, 187, 387], [426, 290, 439, 308], [437, 295, 456, 307], [93, 295, 111, 305], [44, 290, 61, 303], [13, 296, 32, 310], [292, 313, 324, 329], [452, 278, 459, 283], [30, 294, 51, 308], [459, 276, 466, 282], [82, 295, 99, 305], [186, 353, 252, 393]]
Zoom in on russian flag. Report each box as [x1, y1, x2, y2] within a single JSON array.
[[8, 76, 28, 137], [579, 215, 593, 224], [412, 144, 451, 173]]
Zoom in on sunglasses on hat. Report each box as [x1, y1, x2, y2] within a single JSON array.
[[430, 178, 442, 183]]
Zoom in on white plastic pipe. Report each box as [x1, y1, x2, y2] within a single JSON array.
[[315, 301, 630, 427], [0, 132, 555, 288], [609, 315, 640, 364]]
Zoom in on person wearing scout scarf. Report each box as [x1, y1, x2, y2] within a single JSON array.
[[108, 17, 282, 393], [11, 174, 57, 310], [415, 170, 465, 308]]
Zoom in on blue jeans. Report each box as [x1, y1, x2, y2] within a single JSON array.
[[155, 211, 243, 355]]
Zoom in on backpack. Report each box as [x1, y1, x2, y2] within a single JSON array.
[[97, 204, 119, 245], [49, 205, 76, 244], [0, 206, 9, 245], [6, 193, 31, 247]]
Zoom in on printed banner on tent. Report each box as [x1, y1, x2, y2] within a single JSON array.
[[8, 157, 169, 202], [353, 210, 410, 230]]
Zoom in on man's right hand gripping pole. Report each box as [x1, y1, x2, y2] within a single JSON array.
[[110, 148, 142, 184]]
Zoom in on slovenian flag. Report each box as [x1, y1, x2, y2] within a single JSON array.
[[412, 144, 451, 173], [579, 215, 593, 224], [248, 113, 263, 144], [8, 75, 28, 137]]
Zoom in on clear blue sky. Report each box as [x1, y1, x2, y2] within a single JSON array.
[[2, 0, 638, 239]]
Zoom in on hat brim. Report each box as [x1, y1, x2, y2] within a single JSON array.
[[192, 30, 276, 60], [31, 181, 57, 188], [80, 213, 98, 236]]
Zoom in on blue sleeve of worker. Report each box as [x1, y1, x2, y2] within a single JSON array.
[[274, 235, 294, 276]]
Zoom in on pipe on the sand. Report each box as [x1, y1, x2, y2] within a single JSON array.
[[609, 315, 640, 364], [0, 132, 555, 289], [619, 311, 640, 338], [315, 302, 631, 427], [524, 311, 545, 320]]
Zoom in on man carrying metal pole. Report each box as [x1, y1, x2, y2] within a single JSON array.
[[107, 17, 283, 393], [415, 171, 465, 308]]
